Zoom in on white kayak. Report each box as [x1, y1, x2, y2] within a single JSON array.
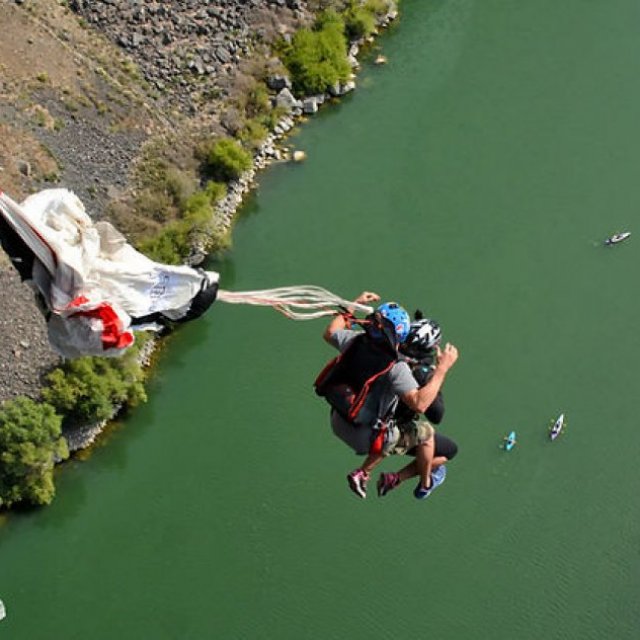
[[604, 232, 631, 245], [549, 413, 565, 441]]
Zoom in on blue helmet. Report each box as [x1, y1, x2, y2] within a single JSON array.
[[375, 302, 411, 344]]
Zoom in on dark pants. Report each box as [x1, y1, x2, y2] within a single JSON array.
[[407, 431, 458, 461], [424, 391, 445, 425]]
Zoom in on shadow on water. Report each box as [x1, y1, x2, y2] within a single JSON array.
[[233, 189, 261, 223], [205, 251, 237, 291]]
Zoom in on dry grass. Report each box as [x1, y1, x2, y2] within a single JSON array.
[[0, 123, 59, 200]]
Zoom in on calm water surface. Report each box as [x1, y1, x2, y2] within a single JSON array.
[[3, 1, 640, 638]]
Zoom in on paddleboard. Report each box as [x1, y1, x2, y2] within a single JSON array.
[[504, 430, 516, 451]]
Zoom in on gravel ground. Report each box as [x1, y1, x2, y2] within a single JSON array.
[[0, 268, 60, 403]]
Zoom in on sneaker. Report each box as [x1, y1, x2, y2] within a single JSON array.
[[347, 469, 369, 499], [414, 465, 447, 500], [377, 472, 401, 497]]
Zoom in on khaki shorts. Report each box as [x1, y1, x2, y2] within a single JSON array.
[[382, 419, 434, 456]]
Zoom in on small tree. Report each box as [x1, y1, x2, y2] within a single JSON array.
[[0, 397, 68, 508]]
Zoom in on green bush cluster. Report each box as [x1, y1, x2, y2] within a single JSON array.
[[238, 118, 269, 151], [42, 341, 148, 425], [0, 335, 156, 508], [0, 397, 68, 508], [205, 138, 253, 182], [280, 9, 351, 96], [244, 80, 272, 119], [139, 179, 230, 264], [343, 1, 378, 40]]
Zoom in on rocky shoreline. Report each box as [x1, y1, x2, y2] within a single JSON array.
[[0, 0, 398, 450]]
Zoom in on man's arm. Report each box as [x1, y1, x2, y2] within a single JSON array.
[[401, 343, 459, 413], [323, 291, 380, 344]]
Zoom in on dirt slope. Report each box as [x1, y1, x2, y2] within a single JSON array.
[[0, 0, 161, 401]]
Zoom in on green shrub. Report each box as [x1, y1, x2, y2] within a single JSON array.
[[0, 397, 68, 508], [182, 186, 231, 251], [281, 10, 351, 96], [258, 105, 289, 131], [183, 191, 214, 229], [344, 2, 378, 39], [138, 223, 188, 264], [134, 188, 175, 224], [238, 118, 269, 150], [203, 180, 227, 203], [42, 349, 147, 425], [367, 0, 394, 15], [314, 6, 345, 30], [206, 138, 253, 182], [164, 167, 197, 210], [245, 81, 272, 119], [138, 181, 228, 263]]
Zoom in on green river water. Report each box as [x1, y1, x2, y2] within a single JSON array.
[[3, 1, 640, 638]]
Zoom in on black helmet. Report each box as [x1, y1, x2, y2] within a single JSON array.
[[402, 318, 442, 359]]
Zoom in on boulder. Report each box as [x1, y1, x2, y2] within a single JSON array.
[[266, 74, 292, 91], [302, 97, 318, 114], [275, 87, 301, 112]]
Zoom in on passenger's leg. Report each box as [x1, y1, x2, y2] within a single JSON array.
[[415, 437, 435, 490], [379, 430, 455, 495]]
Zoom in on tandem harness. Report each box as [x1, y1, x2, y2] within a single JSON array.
[[315, 327, 400, 455]]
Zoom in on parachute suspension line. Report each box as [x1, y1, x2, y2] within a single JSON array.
[[216, 286, 374, 320]]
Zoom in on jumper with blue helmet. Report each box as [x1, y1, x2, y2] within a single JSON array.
[[315, 302, 411, 432]]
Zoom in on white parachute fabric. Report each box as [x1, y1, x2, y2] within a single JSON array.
[[0, 189, 219, 359]]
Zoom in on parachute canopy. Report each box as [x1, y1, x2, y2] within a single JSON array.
[[0, 188, 219, 358]]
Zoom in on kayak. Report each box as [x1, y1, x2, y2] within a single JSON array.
[[549, 413, 565, 441], [604, 232, 631, 245], [504, 430, 516, 451]]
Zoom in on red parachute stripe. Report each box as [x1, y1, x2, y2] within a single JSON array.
[[70, 302, 133, 352]]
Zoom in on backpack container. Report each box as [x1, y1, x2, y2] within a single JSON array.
[[314, 334, 397, 428]]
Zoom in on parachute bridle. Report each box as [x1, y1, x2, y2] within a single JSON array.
[[216, 286, 374, 320]]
